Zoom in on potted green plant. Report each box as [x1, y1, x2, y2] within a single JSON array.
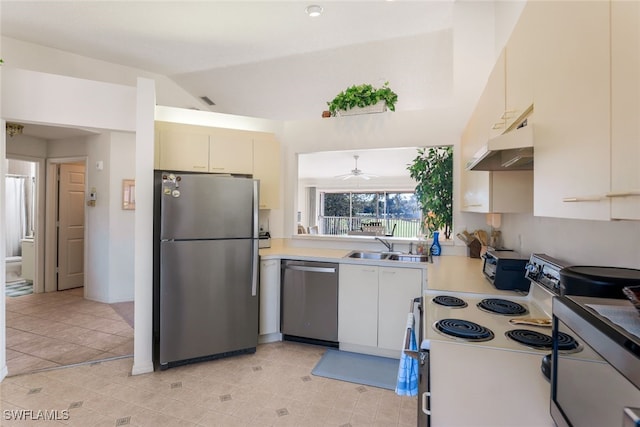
[[327, 82, 398, 117], [407, 146, 453, 240]]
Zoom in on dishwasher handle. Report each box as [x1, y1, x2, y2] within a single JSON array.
[[284, 265, 336, 274]]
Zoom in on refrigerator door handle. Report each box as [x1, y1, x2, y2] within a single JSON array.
[[252, 180, 259, 297], [253, 180, 259, 239], [252, 239, 258, 297]]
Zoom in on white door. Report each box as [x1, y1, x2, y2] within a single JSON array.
[[57, 163, 85, 290]]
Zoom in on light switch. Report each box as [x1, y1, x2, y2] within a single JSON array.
[[96, 161, 104, 170]]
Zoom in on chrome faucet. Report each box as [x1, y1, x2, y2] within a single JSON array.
[[375, 237, 394, 252]]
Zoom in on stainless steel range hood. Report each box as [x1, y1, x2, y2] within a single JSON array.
[[466, 124, 534, 171]]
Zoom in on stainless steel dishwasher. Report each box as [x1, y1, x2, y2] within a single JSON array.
[[281, 260, 339, 345]]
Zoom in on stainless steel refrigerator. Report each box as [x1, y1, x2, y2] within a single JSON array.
[[153, 171, 259, 369]]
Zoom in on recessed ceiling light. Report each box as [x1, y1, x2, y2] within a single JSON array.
[[305, 5, 323, 17]]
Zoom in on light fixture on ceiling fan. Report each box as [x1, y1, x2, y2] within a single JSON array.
[[334, 155, 378, 180]]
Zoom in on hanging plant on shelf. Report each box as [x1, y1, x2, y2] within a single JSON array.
[[326, 82, 398, 117], [407, 146, 453, 240]]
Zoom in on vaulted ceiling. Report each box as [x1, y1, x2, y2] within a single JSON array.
[[1, 1, 519, 121]]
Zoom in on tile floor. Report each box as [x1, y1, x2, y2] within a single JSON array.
[[1, 341, 417, 426], [5, 288, 134, 376]]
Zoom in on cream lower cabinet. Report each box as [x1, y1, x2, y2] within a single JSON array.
[[339, 264, 422, 358], [259, 259, 281, 342]]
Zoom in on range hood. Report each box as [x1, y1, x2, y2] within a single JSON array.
[[466, 124, 534, 171]]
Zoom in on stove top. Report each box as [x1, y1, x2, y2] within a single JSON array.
[[423, 253, 577, 353]]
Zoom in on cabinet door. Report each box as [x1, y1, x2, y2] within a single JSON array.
[[253, 133, 281, 209], [485, 50, 507, 138], [338, 264, 378, 347], [610, 0, 640, 220], [259, 259, 280, 335], [209, 128, 254, 174], [504, 2, 537, 130], [532, 1, 611, 220], [377, 267, 422, 352], [157, 127, 209, 172], [460, 89, 491, 213]]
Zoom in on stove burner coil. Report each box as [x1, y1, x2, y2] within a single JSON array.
[[433, 318, 494, 341], [505, 330, 581, 352], [432, 295, 467, 308], [505, 329, 553, 349], [477, 298, 528, 316], [556, 331, 580, 352]]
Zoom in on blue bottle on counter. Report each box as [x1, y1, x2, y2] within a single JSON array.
[[430, 231, 441, 256]]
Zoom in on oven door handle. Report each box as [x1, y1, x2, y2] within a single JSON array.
[[403, 297, 422, 360]]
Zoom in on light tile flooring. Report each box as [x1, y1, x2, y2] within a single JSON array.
[[1, 289, 418, 426], [1, 341, 417, 426], [5, 288, 134, 376]]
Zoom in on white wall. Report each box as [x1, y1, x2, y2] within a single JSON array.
[[85, 133, 111, 302], [83, 132, 136, 303], [107, 132, 135, 302], [1, 68, 147, 379], [2, 37, 206, 112], [48, 137, 89, 158], [498, 213, 640, 268]]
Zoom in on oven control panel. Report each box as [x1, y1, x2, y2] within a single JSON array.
[[525, 254, 569, 295]]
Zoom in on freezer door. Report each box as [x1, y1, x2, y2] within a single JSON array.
[[159, 240, 258, 366], [160, 173, 257, 240]]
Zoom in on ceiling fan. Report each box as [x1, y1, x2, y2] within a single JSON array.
[[334, 155, 378, 180]]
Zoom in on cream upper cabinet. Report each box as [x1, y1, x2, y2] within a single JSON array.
[[460, 50, 532, 214], [484, 50, 508, 138], [209, 128, 253, 175], [253, 133, 281, 210], [532, 1, 611, 220], [504, 2, 537, 131], [156, 123, 210, 172], [610, 0, 640, 220]]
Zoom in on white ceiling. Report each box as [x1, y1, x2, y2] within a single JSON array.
[[1, 1, 461, 120], [1, 1, 517, 176], [298, 147, 420, 179]]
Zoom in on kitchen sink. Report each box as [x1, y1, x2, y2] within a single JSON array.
[[345, 251, 390, 260], [387, 253, 431, 263], [344, 250, 430, 262]]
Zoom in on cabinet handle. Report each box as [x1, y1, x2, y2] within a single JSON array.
[[193, 165, 207, 169], [605, 190, 640, 198], [210, 167, 226, 171], [463, 204, 482, 208], [422, 391, 431, 416], [562, 196, 602, 202], [491, 122, 505, 130], [500, 110, 518, 120]]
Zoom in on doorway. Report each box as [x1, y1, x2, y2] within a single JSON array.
[[4, 158, 38, 296], [45, 158, 87, 293]]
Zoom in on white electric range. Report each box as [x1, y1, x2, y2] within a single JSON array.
[[414, 254, 571, 427]]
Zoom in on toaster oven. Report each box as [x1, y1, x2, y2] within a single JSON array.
[[482, 249, 530, 291]]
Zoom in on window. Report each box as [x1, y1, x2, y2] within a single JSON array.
[[319, 191, 421, 238]]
